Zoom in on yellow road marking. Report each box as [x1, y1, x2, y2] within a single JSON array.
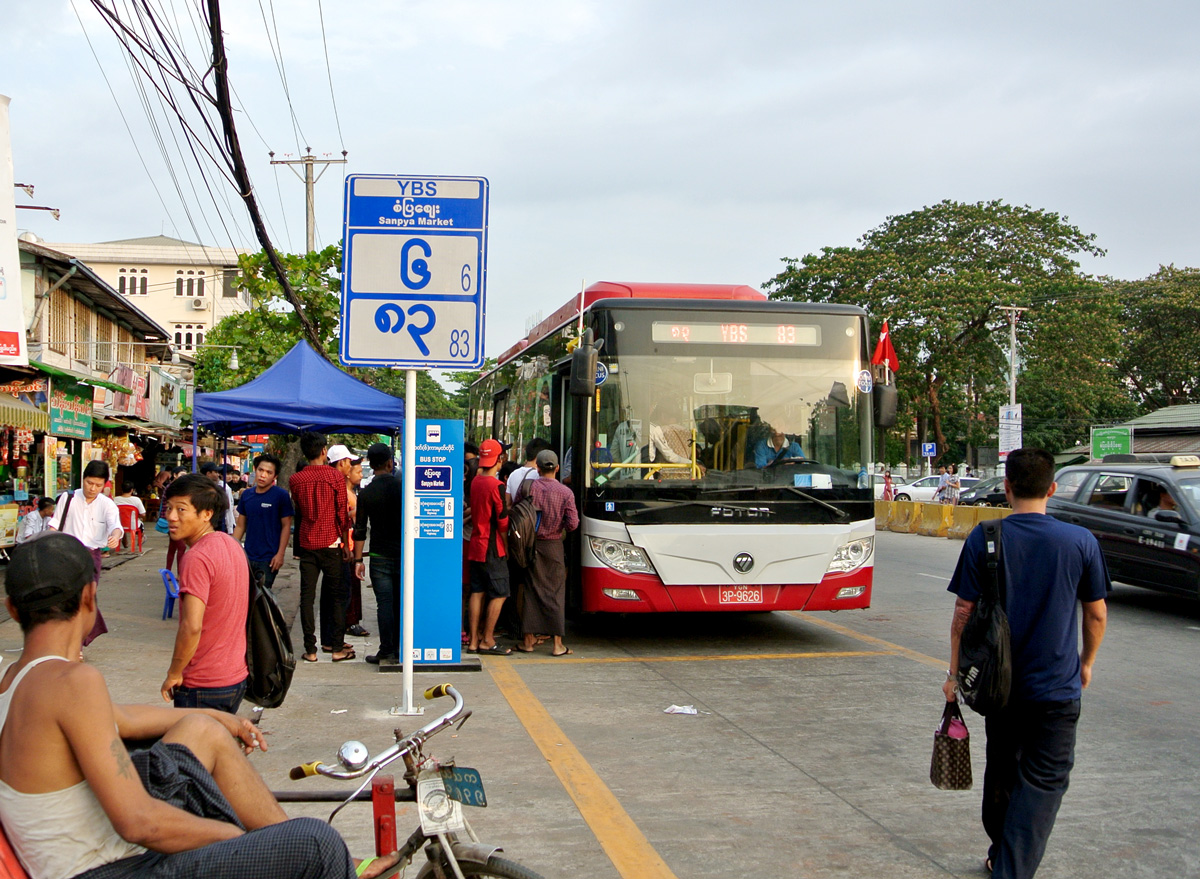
[[487, 660, 679, 879], [515, 649, 893, 665], [789, 612, 946, 669]]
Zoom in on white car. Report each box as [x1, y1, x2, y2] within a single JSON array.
[[893, 475, 979, 502]]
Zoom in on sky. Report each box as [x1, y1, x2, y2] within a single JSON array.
[[4, 1, 1199, 361]]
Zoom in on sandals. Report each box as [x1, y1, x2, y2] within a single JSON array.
[[332, 649, 356, 662], [551, 647, 574, 657], [302, 653, 318, 663], [477, 644, 512, 655]]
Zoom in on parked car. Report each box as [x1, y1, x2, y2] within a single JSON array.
[[893, 474, 979, 502], [871, 473, 909, 500], [1046, 456, 1200, 599], [958, 475, 1007, 507]]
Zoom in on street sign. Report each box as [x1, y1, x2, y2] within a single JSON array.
[[1091, 425, 1132, 460], [340, 175, 488, 368], [998, 404, 1022, 462], [921, 442, 937, 458]]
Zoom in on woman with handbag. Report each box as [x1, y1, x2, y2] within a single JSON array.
[[49, 460, 123, 646]]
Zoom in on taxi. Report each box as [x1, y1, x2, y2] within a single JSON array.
[[1046, 455, 1200, 598]]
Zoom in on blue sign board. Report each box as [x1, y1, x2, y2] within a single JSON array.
[[921, 442, 937, 458], [409, 419, 464, 665], [416, 466, 453, 492], [340, 175, 488, 369]]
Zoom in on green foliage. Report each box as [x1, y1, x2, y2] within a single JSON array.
[[764, 199, 1129, 458], [195, 245, 459, 419], [1112, 266, 1200, 410]]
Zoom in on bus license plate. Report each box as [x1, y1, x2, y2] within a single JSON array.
[[440, 766, 487, 807], [719, 585, 763, 605]]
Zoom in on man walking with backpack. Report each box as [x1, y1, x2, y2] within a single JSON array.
[[943, 448, 1109, 878]]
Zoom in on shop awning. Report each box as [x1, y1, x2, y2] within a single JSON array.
[[29, 360, 134, 395], [0, 395, 51, 432], [93, 417, 126, 429]]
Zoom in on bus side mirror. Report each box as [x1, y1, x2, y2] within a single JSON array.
[[874, 384, 898, 428], [569, 342, 598, 397]]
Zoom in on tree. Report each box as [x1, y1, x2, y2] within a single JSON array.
[[1112, 266, 1200, 411], [195, 245, 460, 419], [764, 199, 1129, 459]]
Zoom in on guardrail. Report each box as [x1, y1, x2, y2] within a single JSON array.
[[873, 501, 1011, 540]]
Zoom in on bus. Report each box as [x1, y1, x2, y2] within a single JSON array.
[[467, 281, 885, 614]]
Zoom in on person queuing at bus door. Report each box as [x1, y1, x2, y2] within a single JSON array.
[[199, 463, 236, 534], [159, 474, 250, 714], [289, 432, 353, 664], [233, 454, 294, 591], [517, 450, 579, 657], [466, 439, 512, 655], [353, 444, 404, 665], [507, 438, 551, 501], [461, 448, 480, 647], [944, 448, 1108, 878], [49, 460, 123, 649], [500, 438, 551, 640], [322, 445, 368, 649], [115, 484, 146, 551], [754, 426, 805, 468], [341, 452, 370, 639], [16, 497, 56, 544], [0, 532, 406, 879]]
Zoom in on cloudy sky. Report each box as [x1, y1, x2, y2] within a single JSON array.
[[4, 1, 1199, 356]]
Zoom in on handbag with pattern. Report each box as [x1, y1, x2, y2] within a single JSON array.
[[930, 700, 972, 790]]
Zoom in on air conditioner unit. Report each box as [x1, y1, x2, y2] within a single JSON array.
[[190, 297, 208, 311]]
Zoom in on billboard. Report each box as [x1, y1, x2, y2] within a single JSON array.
[[0, 95, 28, 366]]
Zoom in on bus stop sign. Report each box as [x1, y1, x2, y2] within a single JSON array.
[[340, 175, 488, 369]]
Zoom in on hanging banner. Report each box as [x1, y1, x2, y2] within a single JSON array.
[[0, 95, 29, 367], [48, 378, 93, 440], [998, 403, 1022, 462]]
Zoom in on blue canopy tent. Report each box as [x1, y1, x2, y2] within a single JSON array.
[[191, 341, 405, 464]]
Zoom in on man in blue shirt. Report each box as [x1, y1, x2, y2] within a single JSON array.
[[233, 454, 294, 590], [753, 427, 804, 468], [944, 447, 1109, 879]]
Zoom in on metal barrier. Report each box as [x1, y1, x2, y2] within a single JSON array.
[[917, 502, 953, 538], [888, 500, 921, 533]]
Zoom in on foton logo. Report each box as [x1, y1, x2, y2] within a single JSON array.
[[710, 506, 772, 518]]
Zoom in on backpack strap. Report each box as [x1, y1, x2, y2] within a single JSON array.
[[58, 490, 74, 530], [980, 519, 1005, 606]]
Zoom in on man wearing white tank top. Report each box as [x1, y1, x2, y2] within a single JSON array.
[[0, 532, 402, 879]]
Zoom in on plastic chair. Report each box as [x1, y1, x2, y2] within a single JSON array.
[[118, 505, 144, 553], [160, 568, 180, 620]]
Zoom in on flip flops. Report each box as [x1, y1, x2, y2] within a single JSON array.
[[551, 648, 574, 657], [331, 649, 356, 662], [477, 644, 512, 655], [302, 653, 318, 663]]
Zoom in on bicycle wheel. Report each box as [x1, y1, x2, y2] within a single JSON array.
[[415, 854, 545, 879]]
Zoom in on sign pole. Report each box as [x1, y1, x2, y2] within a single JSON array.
[[399, 368, 421, 715]]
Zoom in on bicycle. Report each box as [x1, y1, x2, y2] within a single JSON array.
[[286, 683, 545, 879]]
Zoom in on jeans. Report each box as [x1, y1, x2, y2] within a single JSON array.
[[172, 678, 247, 714], [299, 547, 345, 656], [983, 698, 1082, 879], [368, 557, 400, 659], [248, 558, 278, 591]]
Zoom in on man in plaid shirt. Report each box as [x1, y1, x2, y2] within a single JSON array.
[[288, 432, 353, 663]]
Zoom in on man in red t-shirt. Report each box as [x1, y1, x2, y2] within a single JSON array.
[[466, 439, 511, 655], [159, 473, 249, 713]]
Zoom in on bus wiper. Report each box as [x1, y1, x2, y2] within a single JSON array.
[[622, 499, 763, 516], [777, 486, 850, 520]]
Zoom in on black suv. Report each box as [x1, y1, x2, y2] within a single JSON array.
[[1046, 456, 1200, 598]]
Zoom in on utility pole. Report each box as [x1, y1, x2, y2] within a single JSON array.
[[269, 148, 348, 253], [998, 305, 1028, 405]]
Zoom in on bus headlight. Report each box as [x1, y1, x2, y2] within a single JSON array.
[[589, 537, 656, 575], [826, 537, 873, 574]]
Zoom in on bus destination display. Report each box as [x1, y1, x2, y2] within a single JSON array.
[[651, 321, 820, 346]]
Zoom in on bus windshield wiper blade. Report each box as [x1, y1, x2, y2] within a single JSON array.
[[775, 486, 850, 520]]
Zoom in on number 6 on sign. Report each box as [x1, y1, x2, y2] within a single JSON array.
[[375, 303, 438, 356]]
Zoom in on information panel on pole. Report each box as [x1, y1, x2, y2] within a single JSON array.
[[340, 174, 488, 369]]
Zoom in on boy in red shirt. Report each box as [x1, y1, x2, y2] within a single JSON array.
[[466, 439, 511, 655]]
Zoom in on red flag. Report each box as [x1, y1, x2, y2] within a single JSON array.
[[871, 319, 899, 373]]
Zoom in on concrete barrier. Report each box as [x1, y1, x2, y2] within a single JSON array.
[[889, 501, 921, 533], [975, 506, 1011, 524], [875, 500, 892, 529], [948, 505, 980, 539], [917, 502, 953, 538]]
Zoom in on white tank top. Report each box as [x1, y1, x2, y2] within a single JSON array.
[[0, 656, 144, 879]]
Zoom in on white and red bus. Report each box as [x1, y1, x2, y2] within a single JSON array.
[[468, 281, 882, 614]]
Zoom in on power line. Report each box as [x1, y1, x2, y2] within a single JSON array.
[[257, 0, 306, 153], [316, 0, 345, 152]]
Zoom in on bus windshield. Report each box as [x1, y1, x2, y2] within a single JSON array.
[[590, 307, 872, 489]]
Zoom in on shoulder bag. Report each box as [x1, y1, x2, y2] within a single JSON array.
[[930, 700, 972, 790], [956, 519, 1012, 715], [242, 550, 295, 709]]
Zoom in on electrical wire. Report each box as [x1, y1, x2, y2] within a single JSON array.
[[257, 0, 307, 153], [316, 0, 345, 152]]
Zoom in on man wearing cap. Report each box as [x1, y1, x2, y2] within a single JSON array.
[[518, 450, 579, 656], [322, 444, 364, 653], [288, 432, 353, 664], [200, 462, 236, 533], [467, 439, 512, 655], [0, 532, 404, 879], [353, 443, 403, 664]]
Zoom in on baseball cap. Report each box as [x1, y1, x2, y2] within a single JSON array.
[[366, 442, 393, 469], [478, 438, 504, 467], [535, 449, 559, 470], [4, 532, 95, 613], [327, 444, 362, 465]]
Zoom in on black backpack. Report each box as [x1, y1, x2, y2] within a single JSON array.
[[242, 554, 295, 709], [956, 520, 1012, 716], [506, 474, 542, 569]]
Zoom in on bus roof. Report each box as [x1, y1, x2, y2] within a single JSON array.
[[497, 281, 767, 365]]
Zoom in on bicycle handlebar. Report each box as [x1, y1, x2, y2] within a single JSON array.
[[289, 684, 468, 782]]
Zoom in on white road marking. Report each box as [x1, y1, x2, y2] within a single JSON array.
[[918, 573, 951, 581]]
